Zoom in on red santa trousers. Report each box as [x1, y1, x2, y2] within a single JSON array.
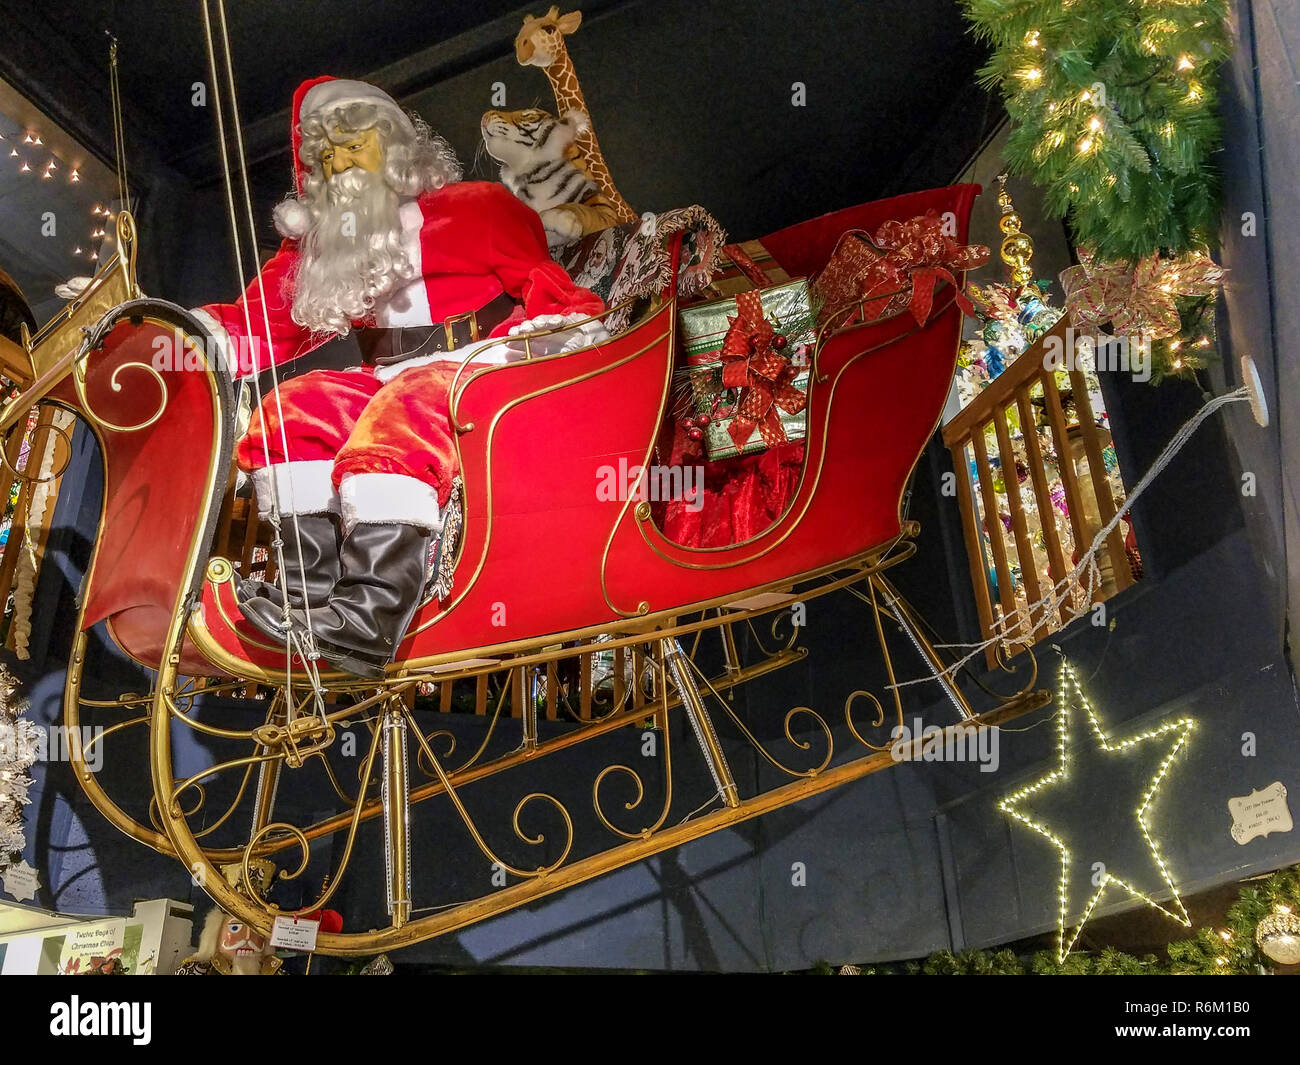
[[234, 361, 469, 533]]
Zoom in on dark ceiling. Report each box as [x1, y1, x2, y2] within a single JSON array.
[[0, 0, 1001, 307]]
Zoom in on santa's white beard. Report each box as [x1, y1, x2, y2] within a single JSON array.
[[290, 169, 416, 337]]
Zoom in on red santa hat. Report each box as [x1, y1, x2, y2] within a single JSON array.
[[274, 75, 418, 239]]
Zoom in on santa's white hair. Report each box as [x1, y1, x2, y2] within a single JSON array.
[[275, 101, 461, 337]]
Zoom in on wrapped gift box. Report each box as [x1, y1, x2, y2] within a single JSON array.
[[679, 278, 815, 460], [703, 238, 793, 298], [812, 230, 906, 327], [688, 364, 810, 460], [679, 278, 815, 366]]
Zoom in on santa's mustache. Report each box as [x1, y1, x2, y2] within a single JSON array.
[[324, 166, 381, 207], [289, 166, 414, 336]]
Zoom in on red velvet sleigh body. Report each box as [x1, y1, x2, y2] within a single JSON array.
[[61, 184, 978, 680]]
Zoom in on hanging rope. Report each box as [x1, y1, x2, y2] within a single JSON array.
[[890, 385, 1259, 692], [200, 0, 327, 709], [106, 34, 131, 215]]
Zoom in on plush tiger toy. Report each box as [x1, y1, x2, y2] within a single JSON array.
[[480, 107, 623, 249]]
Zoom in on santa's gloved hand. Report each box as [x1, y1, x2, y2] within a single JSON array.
[[503, 313, 609, 360]]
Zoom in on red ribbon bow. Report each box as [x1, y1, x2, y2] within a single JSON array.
[[862, 210, 988, 324], [718, 289, 807, 451]]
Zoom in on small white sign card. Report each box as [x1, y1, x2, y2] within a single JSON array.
[[1, 860, 39, 903], [269, 914, 320, 952], [1228, 781, 1292, 845]]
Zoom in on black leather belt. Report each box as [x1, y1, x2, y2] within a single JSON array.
[[359, 292, 517, 366]]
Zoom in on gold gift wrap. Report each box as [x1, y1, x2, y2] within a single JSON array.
[[678, 279, 815, 365]]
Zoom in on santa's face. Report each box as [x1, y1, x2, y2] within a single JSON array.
[[291, 128, 416, 336], [283, 96, 461, 337], [320, 126, 384, 178], [218, 918, 267, 960]]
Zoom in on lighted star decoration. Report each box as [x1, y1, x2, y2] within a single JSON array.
[[997, 657, 1196, 962]]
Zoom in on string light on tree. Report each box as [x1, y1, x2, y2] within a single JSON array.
[[960, 0, 1231, 264], [997, 657, 1196, 963]]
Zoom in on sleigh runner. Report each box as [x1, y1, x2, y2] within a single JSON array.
[[5, 184, 1049, 954]]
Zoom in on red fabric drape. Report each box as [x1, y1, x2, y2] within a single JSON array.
[[655, 418, 805, 547]]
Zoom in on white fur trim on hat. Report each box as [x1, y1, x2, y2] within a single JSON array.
[[251, 460, 339, 518], [273, 198, 313, 239], [299, 79, 415, 137], [339, 472, 441, 535]]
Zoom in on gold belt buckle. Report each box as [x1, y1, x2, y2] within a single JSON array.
[[443, 311, 479, 351]]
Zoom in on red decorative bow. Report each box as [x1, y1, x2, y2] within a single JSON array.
[[718, 290, 807, 450], [861, 210, 989, 324]]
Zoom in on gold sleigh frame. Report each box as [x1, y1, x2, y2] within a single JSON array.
[[9, 213, 1049, 957]]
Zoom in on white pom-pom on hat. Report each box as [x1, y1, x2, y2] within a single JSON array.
[[273, 198, 313, 239]]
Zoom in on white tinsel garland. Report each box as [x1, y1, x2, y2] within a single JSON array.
[[11, 409, 74, 660], [0, 664, 37, 866]]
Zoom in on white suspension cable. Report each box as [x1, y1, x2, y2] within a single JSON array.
[[200, 1, 326, 707], [212, 0, 330, 698]]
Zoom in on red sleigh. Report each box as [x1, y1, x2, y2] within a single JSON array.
[[5, 184, 1047, 953]]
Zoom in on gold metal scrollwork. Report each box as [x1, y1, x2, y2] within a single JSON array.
[[415, 729, 457, 777], [116, 211, 140, 297], [844, 688, 900, 753], [0, 414, 73, 484], [593, 765, 652, 839], [407, 714, 574, 877], [593, 709, 674, 840], [73, 354, 168, 435]]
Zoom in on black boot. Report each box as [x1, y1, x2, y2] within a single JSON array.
[[285, 521, 433, 679], [237, 513, 340, 627]]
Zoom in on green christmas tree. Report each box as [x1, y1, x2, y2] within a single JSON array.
[[960, 0, 1231, 264]]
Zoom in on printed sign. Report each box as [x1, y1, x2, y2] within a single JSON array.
[[58, 918, 128, 975], [1229, 781, 1292, 845]]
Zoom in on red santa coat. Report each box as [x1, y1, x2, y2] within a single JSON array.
[[200, 180, 604, 530], [199, 180, 603, 374]]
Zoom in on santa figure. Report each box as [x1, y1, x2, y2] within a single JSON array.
[[196, 77, 606, 677]]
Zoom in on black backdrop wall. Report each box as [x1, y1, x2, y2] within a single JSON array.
[[2, 0, 1298, 970]]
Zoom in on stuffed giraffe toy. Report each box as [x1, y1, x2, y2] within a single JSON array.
[[514, 7, 638, 226]]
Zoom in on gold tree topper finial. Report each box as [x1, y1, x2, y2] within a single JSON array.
[[996, 173, 1035, 288]]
